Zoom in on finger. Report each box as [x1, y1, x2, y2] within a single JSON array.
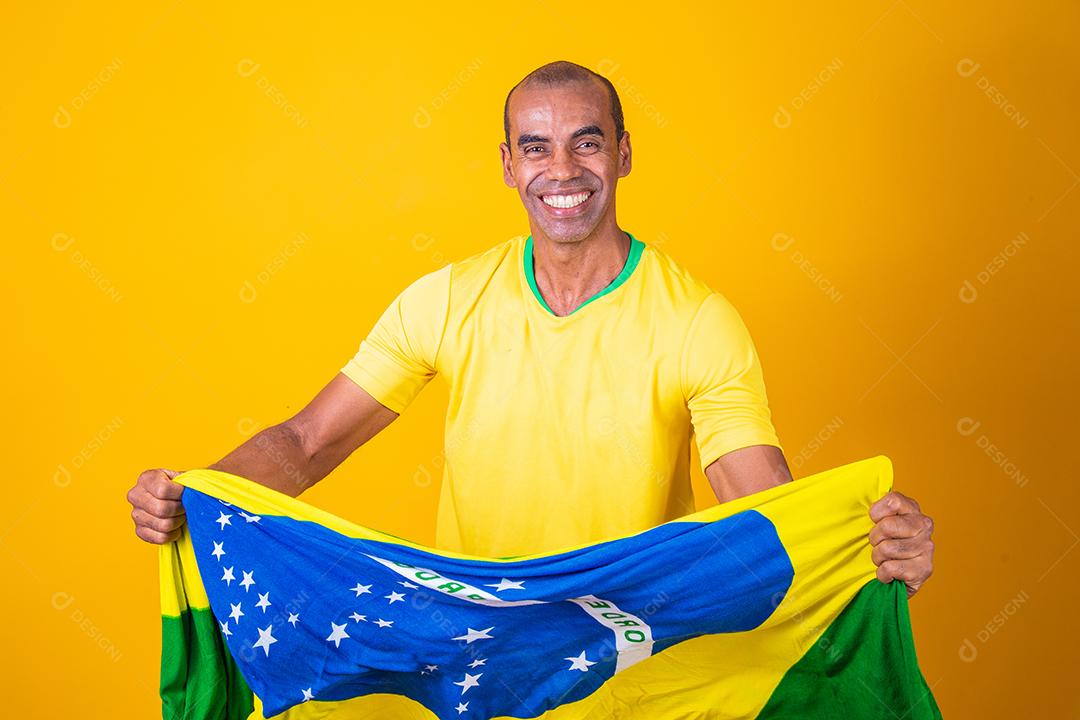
[[139, 469, 185, 501], [130, 485, 186, 519], [131, 507, 186, 534], [871, 536, 933, 566], [135, 524, 182, 545], [869, 513, 929, 545], [876, 558, 930, 586], [869, 491, 921, 522]]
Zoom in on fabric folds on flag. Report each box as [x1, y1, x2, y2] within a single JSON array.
[[159, 455, 941, 719]]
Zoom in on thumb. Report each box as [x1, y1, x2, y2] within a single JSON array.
[[162, 468, 185, 481]]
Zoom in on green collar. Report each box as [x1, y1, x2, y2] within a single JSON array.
[[523, 232, 645, 316]]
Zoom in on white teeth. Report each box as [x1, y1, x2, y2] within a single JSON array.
[[542, 191, 591, 209]]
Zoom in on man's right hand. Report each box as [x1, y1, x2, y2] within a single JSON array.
[[127, 468, 187, 544]]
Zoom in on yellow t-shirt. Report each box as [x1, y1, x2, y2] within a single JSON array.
[[340, 232, 782, 557]]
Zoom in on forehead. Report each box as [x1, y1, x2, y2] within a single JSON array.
[[508, 79, 611, 136]]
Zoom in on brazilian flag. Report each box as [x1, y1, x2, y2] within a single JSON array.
[[159, 455, 941, 719]]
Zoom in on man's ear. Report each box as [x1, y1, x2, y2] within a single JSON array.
[[500, 142, 516, 187], [618, 131, 632, 178]]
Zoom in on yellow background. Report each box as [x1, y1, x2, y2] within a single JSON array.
[[3, 2, 1076, 717]]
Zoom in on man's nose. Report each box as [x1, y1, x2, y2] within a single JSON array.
[[546, 144, 582, 182]]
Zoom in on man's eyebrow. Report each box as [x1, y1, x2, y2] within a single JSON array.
[[571, 125, 604, 140], [517, 133, 548, 147], [516, 125, 606, 147]]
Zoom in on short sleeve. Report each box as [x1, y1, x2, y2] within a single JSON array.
[[339, 264, 452, 414], [681, 293, 782, 472]]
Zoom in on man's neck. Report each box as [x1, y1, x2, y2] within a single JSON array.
[[530, 227, 631, 316]]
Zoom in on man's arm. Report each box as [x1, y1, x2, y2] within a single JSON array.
[[704, 444, 934, 597], [127, 373, 397, 544], [208, 373, 398, 495], [703, 444, 793, 502]]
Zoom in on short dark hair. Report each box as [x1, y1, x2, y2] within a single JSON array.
[[503, 60, 625, 149]]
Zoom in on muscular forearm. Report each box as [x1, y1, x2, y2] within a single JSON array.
[[704, 444, 793, 503], [203, 381, 398, 497], [206, 422, 328, 497], [129, 375, 397, 545]]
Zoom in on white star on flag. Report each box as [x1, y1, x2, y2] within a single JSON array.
[[399, 581, 419, 589], [221, 566, 235, 586], [239, 510, 261, 523], [240, 570, 255, 591], [216, 512, 232, 529], [453, 627, 494, 644], [301, 688, 313, 702], [468, 658, 486, 668], [256, 592, 271, 612], [485, 578, 525, 592], [385, 591, 405, 604], [351, 583, 372, 597], [564, 651, 596, 672], [349, 613, 367, 623], [375, 619, 393, 628], [326, 622, 350, 648], [287, 612, 299, 627], [229, 602, 244, 623], [453, 672, 482, 695], [211, 541, 225, 560], [219, 620, 231, 636], [456, 701, 469, 714], [424, 664, 438, 672], [254, 625, 277, 656]]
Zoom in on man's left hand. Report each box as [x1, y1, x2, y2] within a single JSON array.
[[868, 491, 935, 597]]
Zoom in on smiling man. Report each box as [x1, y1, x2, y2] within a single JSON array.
[[128, 62, 933, 599]]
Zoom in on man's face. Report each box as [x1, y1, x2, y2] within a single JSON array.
[[500, 79, 631, 244]]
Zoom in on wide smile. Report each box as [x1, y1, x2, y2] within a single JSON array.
[[539, 190, 594, 217]]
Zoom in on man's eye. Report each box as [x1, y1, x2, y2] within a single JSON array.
[[579, 142, 598, 149], [525, 146, 544, 154]]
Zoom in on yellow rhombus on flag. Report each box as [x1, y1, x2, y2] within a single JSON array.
[[159, 454, 941, 719]]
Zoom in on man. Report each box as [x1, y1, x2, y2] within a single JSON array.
[[128, 61, 933, 598]]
